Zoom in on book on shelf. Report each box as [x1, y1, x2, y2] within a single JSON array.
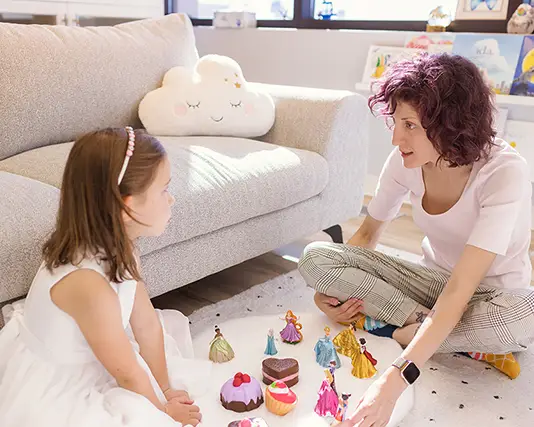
[[361, 45, 422, 84], [510, 36, 534, 97], [451, 33, 524, 95]]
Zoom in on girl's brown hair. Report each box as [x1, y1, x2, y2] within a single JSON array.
[[43, 128, 166, 282]]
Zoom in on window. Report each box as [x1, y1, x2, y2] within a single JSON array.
[[313, 0, 459, 21], [178, 0, 522, 33], [178, 0, 294, 20]]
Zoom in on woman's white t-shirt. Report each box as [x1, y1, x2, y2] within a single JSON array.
[[367, 139, 532, 289]]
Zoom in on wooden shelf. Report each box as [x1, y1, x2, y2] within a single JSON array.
[[354, 82, 534, 107]]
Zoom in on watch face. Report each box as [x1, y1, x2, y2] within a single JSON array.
[[402, 362, 421, 384]]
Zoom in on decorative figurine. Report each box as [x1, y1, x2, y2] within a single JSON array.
[[333, 393, 352, 424], [328, 361, 338, 397], [209, 325, 235, 363], [228, 418, 268, 427], [221, 372, 264, 413], [317, 0, 337, 20], [314, 368, 340, 418], [265, 380, 297, 416], [333, 323, 360, 359], [264, 328, 278, 356], [358, 338, 377, 366], [351, 338, 377, 379], [334, 324, 377, 379], [507, 1, 534, 34], [427, 5, 453, 32], [314, 326, 342, 369], [280, 310, 303, 344], [262, 357, 299, 387]]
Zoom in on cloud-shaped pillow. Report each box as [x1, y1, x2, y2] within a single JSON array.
[[139, 55, 275, 137]]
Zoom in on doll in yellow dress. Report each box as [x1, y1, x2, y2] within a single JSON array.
[[351, 338, 377, 379], [333, 324, 377, 379], [333, 323, 360, 359], [209, 325, 235, 363]]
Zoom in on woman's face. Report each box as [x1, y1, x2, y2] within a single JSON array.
[[391, 102, 440, 168]]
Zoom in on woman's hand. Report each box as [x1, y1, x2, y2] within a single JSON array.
[[340, 367, 407, 427], [164, 400, 202, 426], [164, 388, 194, 404], [314, 292, 364, 324]]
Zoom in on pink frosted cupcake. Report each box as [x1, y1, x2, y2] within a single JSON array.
[[265, 380, 297, 416], [221, 372, 264, 413]]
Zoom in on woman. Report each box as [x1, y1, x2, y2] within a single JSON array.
[[298, 53, 534, 427]]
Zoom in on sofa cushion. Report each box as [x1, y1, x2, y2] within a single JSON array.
[[0, 14, 198, 161], [0, 172, 59, 302], [0, 137, 329, 256], [0, 143, 72, 188]]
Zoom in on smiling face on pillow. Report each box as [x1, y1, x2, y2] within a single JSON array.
[[139, 55, 275, 137]]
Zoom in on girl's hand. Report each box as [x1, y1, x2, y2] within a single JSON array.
[[164, 400, 202, 426], [340, 368, 407, 427], [164, 388, 194, 404], [314, 292, 364, 324]]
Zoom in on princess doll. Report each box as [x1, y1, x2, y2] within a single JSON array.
[[351, 338, 377, 379], [334, 393, 352, 423], [333, 325, 377, 379], [209, 325, 235, 363], [314, 368, 339, 418], [358, 338, 377, 366], [314, 326, 341, 369], [264, 328, 278, 356], [280, 310, 303, 344], [332, 323, 359, 359]]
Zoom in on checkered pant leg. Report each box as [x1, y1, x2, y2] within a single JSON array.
[[438, 287, 534, 353], [298, 241, 534, 353], [298, 241, 448, 326]]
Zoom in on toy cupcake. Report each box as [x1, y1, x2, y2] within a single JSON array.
[[265, 380, 297, 416]]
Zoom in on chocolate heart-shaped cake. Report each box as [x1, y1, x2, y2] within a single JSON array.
[[261, 357, 299, 387]]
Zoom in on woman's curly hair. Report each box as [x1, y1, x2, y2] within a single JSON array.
[[368, 53, 497, 167]]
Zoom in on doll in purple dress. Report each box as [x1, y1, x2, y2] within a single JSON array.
[[280, 310, 303, 344]]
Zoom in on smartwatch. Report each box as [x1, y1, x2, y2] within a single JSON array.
[[392, 357, 420, 385]]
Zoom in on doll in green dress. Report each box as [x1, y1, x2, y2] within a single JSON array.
[[209, 325, 235, 363]]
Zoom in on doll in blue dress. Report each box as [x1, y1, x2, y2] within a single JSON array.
[[264, 328, 278, 356], [314, 326, 341, 369]]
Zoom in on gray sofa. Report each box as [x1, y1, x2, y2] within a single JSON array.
[[0, 14, 369, 322]]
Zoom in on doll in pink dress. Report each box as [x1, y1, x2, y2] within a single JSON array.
[[314, 368, 339, 418], [280, 310, 303, 344]]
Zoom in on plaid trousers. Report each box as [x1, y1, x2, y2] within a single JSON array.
[[298, 242, 534, 354]]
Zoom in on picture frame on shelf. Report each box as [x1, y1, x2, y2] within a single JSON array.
[[361, 46, 422, 84], [455, 0, 510, 20]]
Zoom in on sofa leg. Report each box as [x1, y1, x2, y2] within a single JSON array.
[[323, 224, 343, 244]]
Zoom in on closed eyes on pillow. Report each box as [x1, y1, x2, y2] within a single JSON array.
[[139, 54, 275, 137]]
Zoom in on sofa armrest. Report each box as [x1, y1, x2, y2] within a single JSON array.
[[254, 83, 370, 230], [0, 172, 59, 306]]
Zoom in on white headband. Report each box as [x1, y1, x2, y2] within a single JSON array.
[[117, 127, 135, 185]]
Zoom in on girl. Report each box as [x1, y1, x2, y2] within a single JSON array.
[[299, 53, 534, 427], [0, 127, 211, 427]]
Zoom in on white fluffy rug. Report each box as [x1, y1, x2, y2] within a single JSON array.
[[189, 246, 534, 427], [191, 313, 414, 427]]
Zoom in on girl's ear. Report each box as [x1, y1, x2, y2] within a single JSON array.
[[122, 195, 134, 224]]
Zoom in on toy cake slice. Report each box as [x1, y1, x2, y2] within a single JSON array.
[[261, 357, 299, 387]]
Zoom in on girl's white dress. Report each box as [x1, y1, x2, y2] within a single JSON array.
[[0, 257, 212, 427]]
